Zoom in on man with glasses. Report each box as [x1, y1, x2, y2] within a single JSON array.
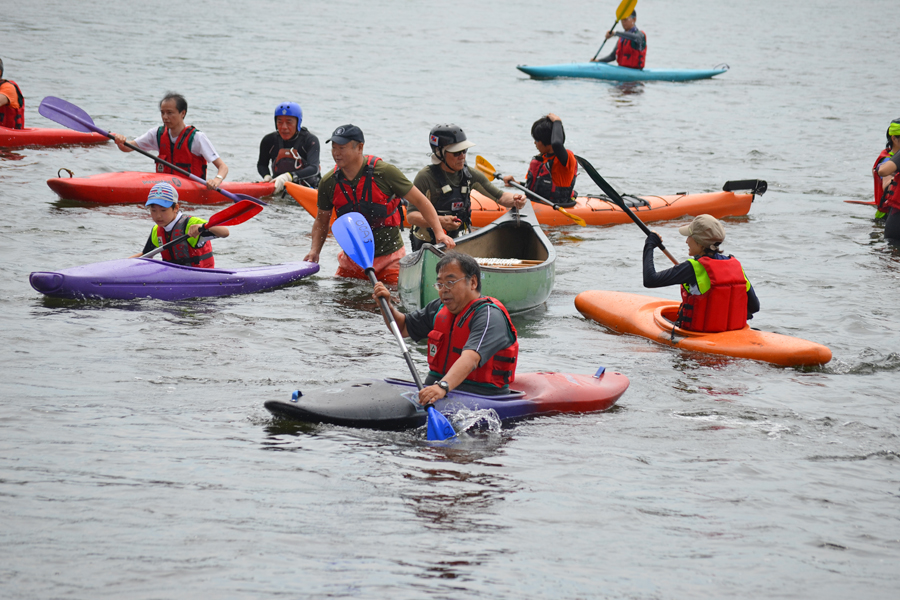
[[407, 124, 526, 251], [372, 252, 518, 403], [303, 124, 454, 284]]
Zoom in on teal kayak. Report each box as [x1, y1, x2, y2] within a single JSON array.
[[516, 62, 728, 82]]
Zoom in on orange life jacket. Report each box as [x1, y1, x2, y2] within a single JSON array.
[[526, 154, 577, 205], [332, 155, 402, 230], [617, 31, 647, 69], [154, 215, 215, 268], [678, 256, 748, 333], [427, 297, 518, 389], [156, 125, 207, 179], [873, 149, 900, 212], [0, 79, 25, 129]]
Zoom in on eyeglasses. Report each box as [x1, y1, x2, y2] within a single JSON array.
[[433, 277, 467, 291], [448, 149, 468, 157]]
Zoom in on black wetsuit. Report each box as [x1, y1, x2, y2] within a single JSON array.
[[257, 128, 321, 188]]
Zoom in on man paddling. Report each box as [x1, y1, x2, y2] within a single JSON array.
[[502, 113, 578, 207], [112, 93, 228, 191], [644, 215, 759, 332], [303, 124, 455, 285], [257, 102, 321, 193], [591, 9, 646, 69], [132, 182, 229, 268], [872, 118, 900, 226], [372, 252, 518, 404], [0, 58, 25, 129], [408, 124, 525, 251]]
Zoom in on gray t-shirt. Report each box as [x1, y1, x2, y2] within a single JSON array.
[[405, 298, 515, 368]]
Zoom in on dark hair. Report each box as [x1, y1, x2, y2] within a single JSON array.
[[160, 92, 188, 114], [531, 116, 554, 146], [436, 252, 482, 292], [0, 57, 4, 77], [629, 9, 636, 19]]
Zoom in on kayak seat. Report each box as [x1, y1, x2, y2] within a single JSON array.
[[385, 377, 527, 400]]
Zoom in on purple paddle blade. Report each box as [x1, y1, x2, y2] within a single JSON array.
[[39, 97, 105, 136]]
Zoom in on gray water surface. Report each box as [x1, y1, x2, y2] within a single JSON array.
[[2, 0, 899, 598]]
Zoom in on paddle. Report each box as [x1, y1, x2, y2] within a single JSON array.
[[141, 199, 264, 259], [38, 96, 266, 206], [331, 212, 456, 441], [575, 155, 679, 265], [475, 155, 587, 227], [591, 0, 639, 61]]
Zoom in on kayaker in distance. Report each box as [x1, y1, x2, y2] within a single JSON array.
[[257, 102, 321, 193], [112, 93, 229, 191], [132, 182, 229, 268], [0, 58, 25, 129], [644, 215, 760, 332], [872, 118, 900, 227], [303, 124, 455, 285], [372, 252, 518, 404], [590, 9, 647, 69], [408, 124, 525, 251], [502, 113, 578, 207]]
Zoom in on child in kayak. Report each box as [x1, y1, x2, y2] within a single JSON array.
[[643, 214, 759, 333], [502, 113, 578, 207], [132, 182, 229, 268]]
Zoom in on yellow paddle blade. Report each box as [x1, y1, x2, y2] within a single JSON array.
[[558, 207, 587, 227], [616, 0, 638, 20], [475, 155, 498, 181]]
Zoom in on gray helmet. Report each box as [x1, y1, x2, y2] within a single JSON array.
[[429, 124, 475, 154]]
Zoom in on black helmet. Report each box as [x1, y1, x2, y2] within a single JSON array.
[[429, 124, 474, 153]]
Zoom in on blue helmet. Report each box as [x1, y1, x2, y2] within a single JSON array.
[[274, 102, 302, 129], [145, 182, 179, 207]]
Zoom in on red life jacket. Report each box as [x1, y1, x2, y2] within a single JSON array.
[[526, 154, 576, 205], [616, 31, 647, 69], [154, 214, 215, 268], [0, 79, 25, 129], [872, 149, 900, 212], [332, 155, 402, 230], [156, 125, 207, 179], [426, 297, 518, 390], [678, 256, 748, 333]]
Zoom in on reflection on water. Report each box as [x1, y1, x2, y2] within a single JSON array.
[[610, 81, 645, 97]]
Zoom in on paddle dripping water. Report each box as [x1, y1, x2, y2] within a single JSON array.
[[1, 0, 899, 598]]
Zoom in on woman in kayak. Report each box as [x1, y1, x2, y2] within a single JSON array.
[[132, 182, 229, 269], [257, 102, 321, 193], [874, 119, 900, 239], [644, 214, 759, 333]]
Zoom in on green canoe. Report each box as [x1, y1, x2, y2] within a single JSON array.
[[398, 203, 556, 314]]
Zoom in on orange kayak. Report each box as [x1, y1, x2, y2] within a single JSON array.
[[574, 290, 832, 367], [0, 125, 109, 148], [47, 171, 275, 204], [286, 180, 761, 228]]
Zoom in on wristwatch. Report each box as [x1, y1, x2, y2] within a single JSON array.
[[437, 380, 450, 394]]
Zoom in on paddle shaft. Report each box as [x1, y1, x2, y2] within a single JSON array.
[[574, 155, 678, 265], [475, 162, 585, 225], [44, 101, 248, 204], [592, 20, 619, 60], [366, 269, 425, 390], [140, 200, 262, 259]]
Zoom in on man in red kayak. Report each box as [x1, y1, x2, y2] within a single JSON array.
[[0, 58, 25, 129], [257, 102, 321, 193], [408, 123, 525, 251], [112, 93, 228, 191], [372, 252, 518, 403], [502, 113, 578, 207], [303, 124, 455, 285], [643, 215, 759, 333], [872, 118, 900, 225], [590, 9, 646, 69], [132, 182, 229, 268]]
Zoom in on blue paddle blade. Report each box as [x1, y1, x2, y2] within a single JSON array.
[[331, 212, 375, 270], [426, 405, 456, 441], [39, 96, 101, 134]]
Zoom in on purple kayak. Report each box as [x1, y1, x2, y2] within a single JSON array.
[[30, 258, 319, 301]]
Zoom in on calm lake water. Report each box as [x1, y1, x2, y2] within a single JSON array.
[[2, 0, 898, 598]]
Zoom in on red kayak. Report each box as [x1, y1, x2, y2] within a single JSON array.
[[47, 171, 276, 204], [0, 125, 109, 148]]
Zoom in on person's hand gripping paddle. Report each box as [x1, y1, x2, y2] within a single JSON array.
[[39, 96, 266, 206], [591, 0, 639, 61], [331, 212, 456, 441]]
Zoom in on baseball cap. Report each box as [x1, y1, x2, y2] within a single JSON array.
[[679, 214, 725, 247], [145, 182, 179, 207], [327, 124, 365, 145]]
